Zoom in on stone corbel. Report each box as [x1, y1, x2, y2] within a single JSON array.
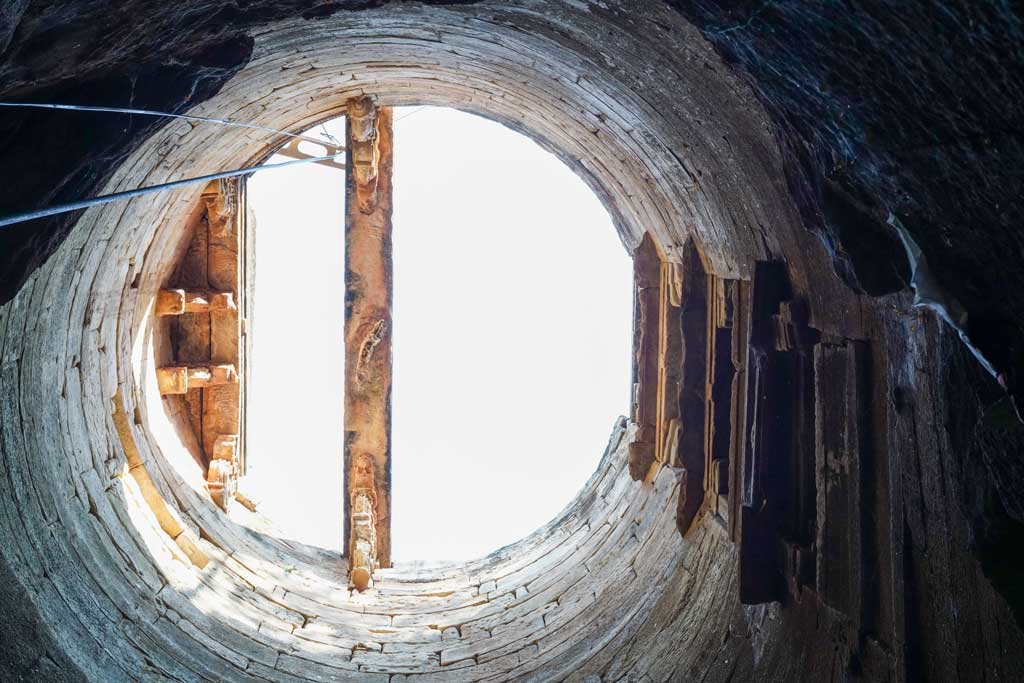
[[155, 289, 235, 316], [347, 96, 381, 213], [349, 453, 379, 591], [202, 178, 239, 237], [629, 234, 662, 481], [207, 434, 239, 510], [156, 364, 238, 395]]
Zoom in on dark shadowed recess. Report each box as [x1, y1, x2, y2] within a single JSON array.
[[671, 0, 1024, 399], [672, 0, 1024, 641]]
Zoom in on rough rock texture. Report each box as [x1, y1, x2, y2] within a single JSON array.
[[0, 1, 1022, 681], [671, 0, 1024, 398]]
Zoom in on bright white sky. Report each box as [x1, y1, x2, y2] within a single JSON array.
[[244, 107, 632, 562]]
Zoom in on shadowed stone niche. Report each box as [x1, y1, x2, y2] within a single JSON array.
[[1, 1, 1023, 682]]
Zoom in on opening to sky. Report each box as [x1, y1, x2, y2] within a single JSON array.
[[243, 107, 632, 561]]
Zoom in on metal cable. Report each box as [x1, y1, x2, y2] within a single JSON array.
[[0, 153, 343, 228], [0, 101, 340, 147]]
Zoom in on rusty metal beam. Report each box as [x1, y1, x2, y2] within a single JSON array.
[[344, 99, 393, 589]]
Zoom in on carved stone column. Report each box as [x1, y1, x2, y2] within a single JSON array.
[[344, 99, 394, 586]]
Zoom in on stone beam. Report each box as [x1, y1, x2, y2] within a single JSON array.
[[628, 234, 661, 481], [156, 364, 238, 395], [344, 99, 394, 587], [155, 289, 235, 316], [675, 242, 709, 533]]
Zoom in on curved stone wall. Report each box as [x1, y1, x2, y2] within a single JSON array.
[[1, 2, 1023, 682], [0, 5, 787, 680]]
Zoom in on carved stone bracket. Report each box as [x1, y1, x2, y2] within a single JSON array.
[[349, 454, 379, 592], [347, 96, 381, 213], [207, 434, 239, 510], [156, 364, 238, 395], [155, 289, 235, 316], [202, 178, 239, 236]]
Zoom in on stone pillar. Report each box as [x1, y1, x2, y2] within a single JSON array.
[[344, 99, 394, 585]]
